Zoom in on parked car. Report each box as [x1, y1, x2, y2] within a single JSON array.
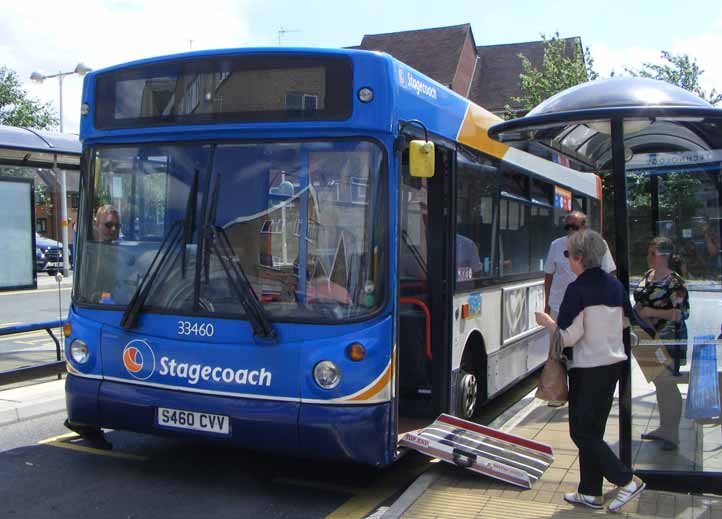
[[35, 233, 72, 275]]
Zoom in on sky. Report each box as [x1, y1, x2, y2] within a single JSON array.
[[2, 0, 721, 134]]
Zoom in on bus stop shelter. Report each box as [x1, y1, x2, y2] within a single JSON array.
[[489, 77, 722, 494], [0, 125, 81, 289]]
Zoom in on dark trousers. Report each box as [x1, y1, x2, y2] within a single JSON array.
[[568, 362, 633, 496]]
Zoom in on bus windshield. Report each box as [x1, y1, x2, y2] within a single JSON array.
[[75, 140, 387, 322]]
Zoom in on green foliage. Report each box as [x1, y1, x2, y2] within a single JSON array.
[[505, 32, 597, 119], [35, 183, 53, 208], [625, 51, 722, 106], [626, 171, 703, 213], [0, 166, 53, 210], [0, 166, 54, 208], [0, 66, 58, 129]]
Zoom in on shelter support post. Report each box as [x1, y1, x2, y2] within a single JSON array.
[[55, 154, 70, 277], [611, 117, 632, 468]]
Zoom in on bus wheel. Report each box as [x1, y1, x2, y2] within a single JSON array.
[[458, 369, 478, 420]]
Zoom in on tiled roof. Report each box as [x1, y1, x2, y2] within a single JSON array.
[[470, 38, 582, 114], [357, 24, 471, 88]]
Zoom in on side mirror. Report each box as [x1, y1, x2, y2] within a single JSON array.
[[409, 140, 435, 178]]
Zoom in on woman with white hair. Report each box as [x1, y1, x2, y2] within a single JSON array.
[[535, 230, 644, 513]]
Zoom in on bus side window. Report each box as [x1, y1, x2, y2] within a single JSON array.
[[499, 168, 531, 276], [455, 151, 498, 283]]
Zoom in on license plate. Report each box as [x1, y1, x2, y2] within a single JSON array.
[[47, 262, 63, 267], [156, 407, 230, 435]]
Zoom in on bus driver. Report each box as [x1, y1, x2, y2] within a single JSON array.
[[94, 205, 120, 243]]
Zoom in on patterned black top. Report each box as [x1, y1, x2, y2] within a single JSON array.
[[633, 269, 689, 341]]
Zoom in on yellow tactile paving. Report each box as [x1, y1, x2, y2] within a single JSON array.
[[401, 395, 722, 519], [402, 490, 719, 519]]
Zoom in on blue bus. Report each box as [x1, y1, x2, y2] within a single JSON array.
[[64, 48, 600, 466]]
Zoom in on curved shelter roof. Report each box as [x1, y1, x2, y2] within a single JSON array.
[[488, 78, 722, 171], [0, 125, 81, 170]]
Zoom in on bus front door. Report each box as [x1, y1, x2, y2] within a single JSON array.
[[398, 145, 454, 425]]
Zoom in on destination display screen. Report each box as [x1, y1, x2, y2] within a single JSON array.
[[94, 54, 353, 129]]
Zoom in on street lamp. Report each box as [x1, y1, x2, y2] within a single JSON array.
[[30, 62, 92, 277], [30, 62, 92, 132]]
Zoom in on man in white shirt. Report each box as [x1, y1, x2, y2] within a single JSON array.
[[544, 211, 616, 319]]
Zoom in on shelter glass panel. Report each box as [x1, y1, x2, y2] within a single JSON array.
[[627, 124, 722, 474]]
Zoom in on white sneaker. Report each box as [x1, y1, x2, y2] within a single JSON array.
[[608, 476, 645, 513], [563, 492, 604, 509]]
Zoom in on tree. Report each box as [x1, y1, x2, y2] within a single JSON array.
[[0, 66, 57, 129], [505, 32, 598, 118], [625, 51, 722, 106]]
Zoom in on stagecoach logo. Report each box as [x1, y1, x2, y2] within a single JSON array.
[[396, 66, 438, 100], [122, 339, 156, 380], [121, 340, 273, 387]]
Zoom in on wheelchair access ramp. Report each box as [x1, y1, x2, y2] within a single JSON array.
[[399, 414, 554, 488]]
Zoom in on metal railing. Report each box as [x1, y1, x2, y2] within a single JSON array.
[[0, 320, 66, 386]]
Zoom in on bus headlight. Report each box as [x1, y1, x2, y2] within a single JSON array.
[[313, 360, 341, 389], [70, 339, 90, 364], [358, 87, 374, 103]]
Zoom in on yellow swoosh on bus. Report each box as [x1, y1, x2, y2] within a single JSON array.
[[456, 103, 509, 160]]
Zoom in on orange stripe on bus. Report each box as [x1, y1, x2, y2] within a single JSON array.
[[349, 362, 392, 401]]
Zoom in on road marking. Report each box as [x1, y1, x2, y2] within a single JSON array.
[[324, 455, 432, 519], [0, 331, 55, 342], [38, 432, 79, 444], [43, 441, 149, 461], [22, 338, 56, 345], [39, 433, 148, 461], [0, 287, 72, 296], [0, 321, 21, 327]]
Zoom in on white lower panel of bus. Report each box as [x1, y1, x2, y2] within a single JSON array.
[[399, 414, 553, 488]]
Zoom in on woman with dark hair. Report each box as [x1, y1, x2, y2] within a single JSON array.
[[634, 236, 690, 451], [536, 230, 644, 512]]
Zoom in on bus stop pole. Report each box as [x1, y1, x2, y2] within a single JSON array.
[[55, 153, 70, 277], [611, 117, 632, 467]]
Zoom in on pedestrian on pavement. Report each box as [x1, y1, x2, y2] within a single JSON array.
[[634, 236, 690, 451], [543, 211, 615, 320], [535, 230, 645, 512]]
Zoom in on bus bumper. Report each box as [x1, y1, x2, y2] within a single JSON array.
[[65, 374, 392, 466]]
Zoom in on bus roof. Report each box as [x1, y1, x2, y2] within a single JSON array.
[[80, 47, 599, 199]]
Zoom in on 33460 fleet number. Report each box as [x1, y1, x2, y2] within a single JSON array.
[[177, 321, 215, 337]]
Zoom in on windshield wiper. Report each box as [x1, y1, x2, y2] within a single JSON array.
[[204, 224, 277, 342], [121, 168, 201, 329], [120, 220, 184, 329], [181, 168, 200, 278]]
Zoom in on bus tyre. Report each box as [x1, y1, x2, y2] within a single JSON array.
[[458, 369, 478, 420]]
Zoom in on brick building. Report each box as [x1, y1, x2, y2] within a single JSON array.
[[354, 24, 583, 117]]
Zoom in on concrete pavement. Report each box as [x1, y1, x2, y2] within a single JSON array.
[[385, 399, 722, 519], [0, 378, 65, 427]]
